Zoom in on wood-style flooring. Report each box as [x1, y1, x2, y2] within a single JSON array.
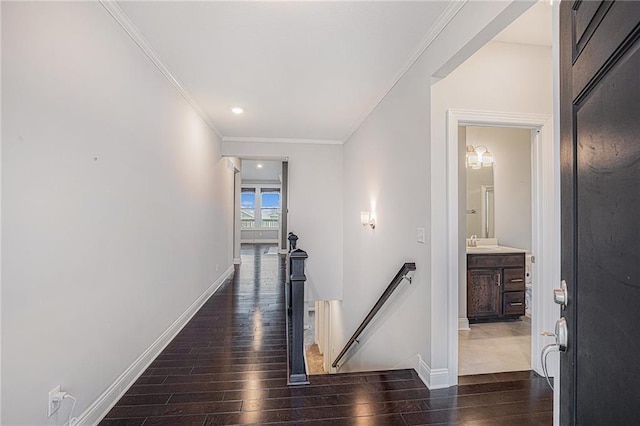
[[101, 244, 552, 425]]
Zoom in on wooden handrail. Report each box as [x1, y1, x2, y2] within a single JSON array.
[[331, 262, 416, 369]]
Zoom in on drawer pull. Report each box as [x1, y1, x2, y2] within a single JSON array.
[[510, 302, 523, 306], [509, 279, 524, 283]]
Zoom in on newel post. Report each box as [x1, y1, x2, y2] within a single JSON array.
[[289, 248, 308, 384]]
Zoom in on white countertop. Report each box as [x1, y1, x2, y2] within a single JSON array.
[[466, 245, 528, 254]]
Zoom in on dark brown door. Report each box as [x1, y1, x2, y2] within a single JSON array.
[[560, 1, 640, 424]]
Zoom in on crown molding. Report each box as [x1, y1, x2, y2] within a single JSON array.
[[222, 136, 343, 146], [100, 0, 223, 139], [342, 0, 467, 143]]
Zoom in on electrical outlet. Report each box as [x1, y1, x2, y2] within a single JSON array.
[[216, 264, 219, 272], [48, 385, 61, 417], [417, 228, 425, 244]]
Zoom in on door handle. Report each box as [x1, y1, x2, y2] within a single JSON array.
[[540, 317, 568, 390], [554, 280, 568, 309]]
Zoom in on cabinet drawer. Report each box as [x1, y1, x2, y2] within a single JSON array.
[[503, 291, 525, 316], [503, 268, 525, 291], [467, 253, 524, 269]]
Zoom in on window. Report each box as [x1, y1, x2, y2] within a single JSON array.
[[260, 188, 280, 229], [240, 186, 280, 229], [241, 188, 256, 229]]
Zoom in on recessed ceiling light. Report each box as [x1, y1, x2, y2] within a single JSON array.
[[257, 164, 263, 169], [231, 107, 244, 114]]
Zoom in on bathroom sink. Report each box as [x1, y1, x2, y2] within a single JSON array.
[[467, 246, 502, 253], [466, 245, 526, 254]]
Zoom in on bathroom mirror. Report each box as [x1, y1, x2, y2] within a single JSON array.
[[466, 166, 494, 238]]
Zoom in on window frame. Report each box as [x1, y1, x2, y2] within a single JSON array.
[[240, 184, 281, 230]]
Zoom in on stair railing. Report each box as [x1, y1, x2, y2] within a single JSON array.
[[286, 232, 309, 385], [331, 262, 417, 370]]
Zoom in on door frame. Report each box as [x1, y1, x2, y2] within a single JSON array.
[[446, 109, 560, 384]]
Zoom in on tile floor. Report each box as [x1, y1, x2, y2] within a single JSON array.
[[458, 317, 531, 376]]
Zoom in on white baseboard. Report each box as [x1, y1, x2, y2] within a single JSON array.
[[233, 257, 241, 265], [458, 317, 470, 331], [394, 354, 451, 390], [76, 266, 234, 425], [416, 355, 450, 389]]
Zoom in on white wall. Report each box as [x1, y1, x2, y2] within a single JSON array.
[[222, 141, 343, 301], [465, 126, 532, 250], [432, 40, 553, 373], [335, 1, 535, 381], [2, 3, 234, 424], [338, 60, 431, 373]]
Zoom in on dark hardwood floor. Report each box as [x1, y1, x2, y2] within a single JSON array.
[[101, 244, 553, 425]]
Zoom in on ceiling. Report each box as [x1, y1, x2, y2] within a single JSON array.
[[115, 1, 550, 144], [116, 1, 450, 142], [493, 1, 552, 47], [241, 160, 282, 182]]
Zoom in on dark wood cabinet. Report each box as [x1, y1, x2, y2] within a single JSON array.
[[467, 269, 501, 318], [467, 253, 525, 322]]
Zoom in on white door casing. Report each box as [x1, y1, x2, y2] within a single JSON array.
[[445, 110, 560, 386]]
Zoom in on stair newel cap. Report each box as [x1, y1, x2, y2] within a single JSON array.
[[290, 248, 308, 259], [290, 249, 308, 281]]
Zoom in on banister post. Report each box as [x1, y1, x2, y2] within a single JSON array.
[[289, 248, 308, 384], [286, 233, 298, 308]]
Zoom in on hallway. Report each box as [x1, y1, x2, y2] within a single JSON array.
[[101, 244, 552, 425]]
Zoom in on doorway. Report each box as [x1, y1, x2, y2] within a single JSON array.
[[445, 110, 560, 385], [458, 124, 534, 376]]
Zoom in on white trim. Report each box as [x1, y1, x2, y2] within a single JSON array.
[[458, 317, 470, 331], [77, 266, 234, 425], [342, 1, 467, 143], [241, 239, 279, 244], [446, 109, 558, 387], [223, 136, 343, 146], [233, 257, 241, 265], [279, 249, 288, 255], [99, 1, 223, 139], [416, 355, 449, 390]]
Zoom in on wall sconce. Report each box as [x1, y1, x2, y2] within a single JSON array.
[[361, 211, 376, 229], [466, 145, 494, 169]]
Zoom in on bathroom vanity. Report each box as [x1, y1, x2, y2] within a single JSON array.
[[467, 247, 526, 322]]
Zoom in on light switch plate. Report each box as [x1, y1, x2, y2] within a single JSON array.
[[417, 228, 425, 244]]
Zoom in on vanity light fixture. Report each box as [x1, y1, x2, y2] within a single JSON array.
[[466, 145, 494, 169], [466, 146, 479, 169], [361, 211, 376, 229], [481, 149, 493, 167], [257, 163, 263, 169], [231, 107, 244, 114]]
